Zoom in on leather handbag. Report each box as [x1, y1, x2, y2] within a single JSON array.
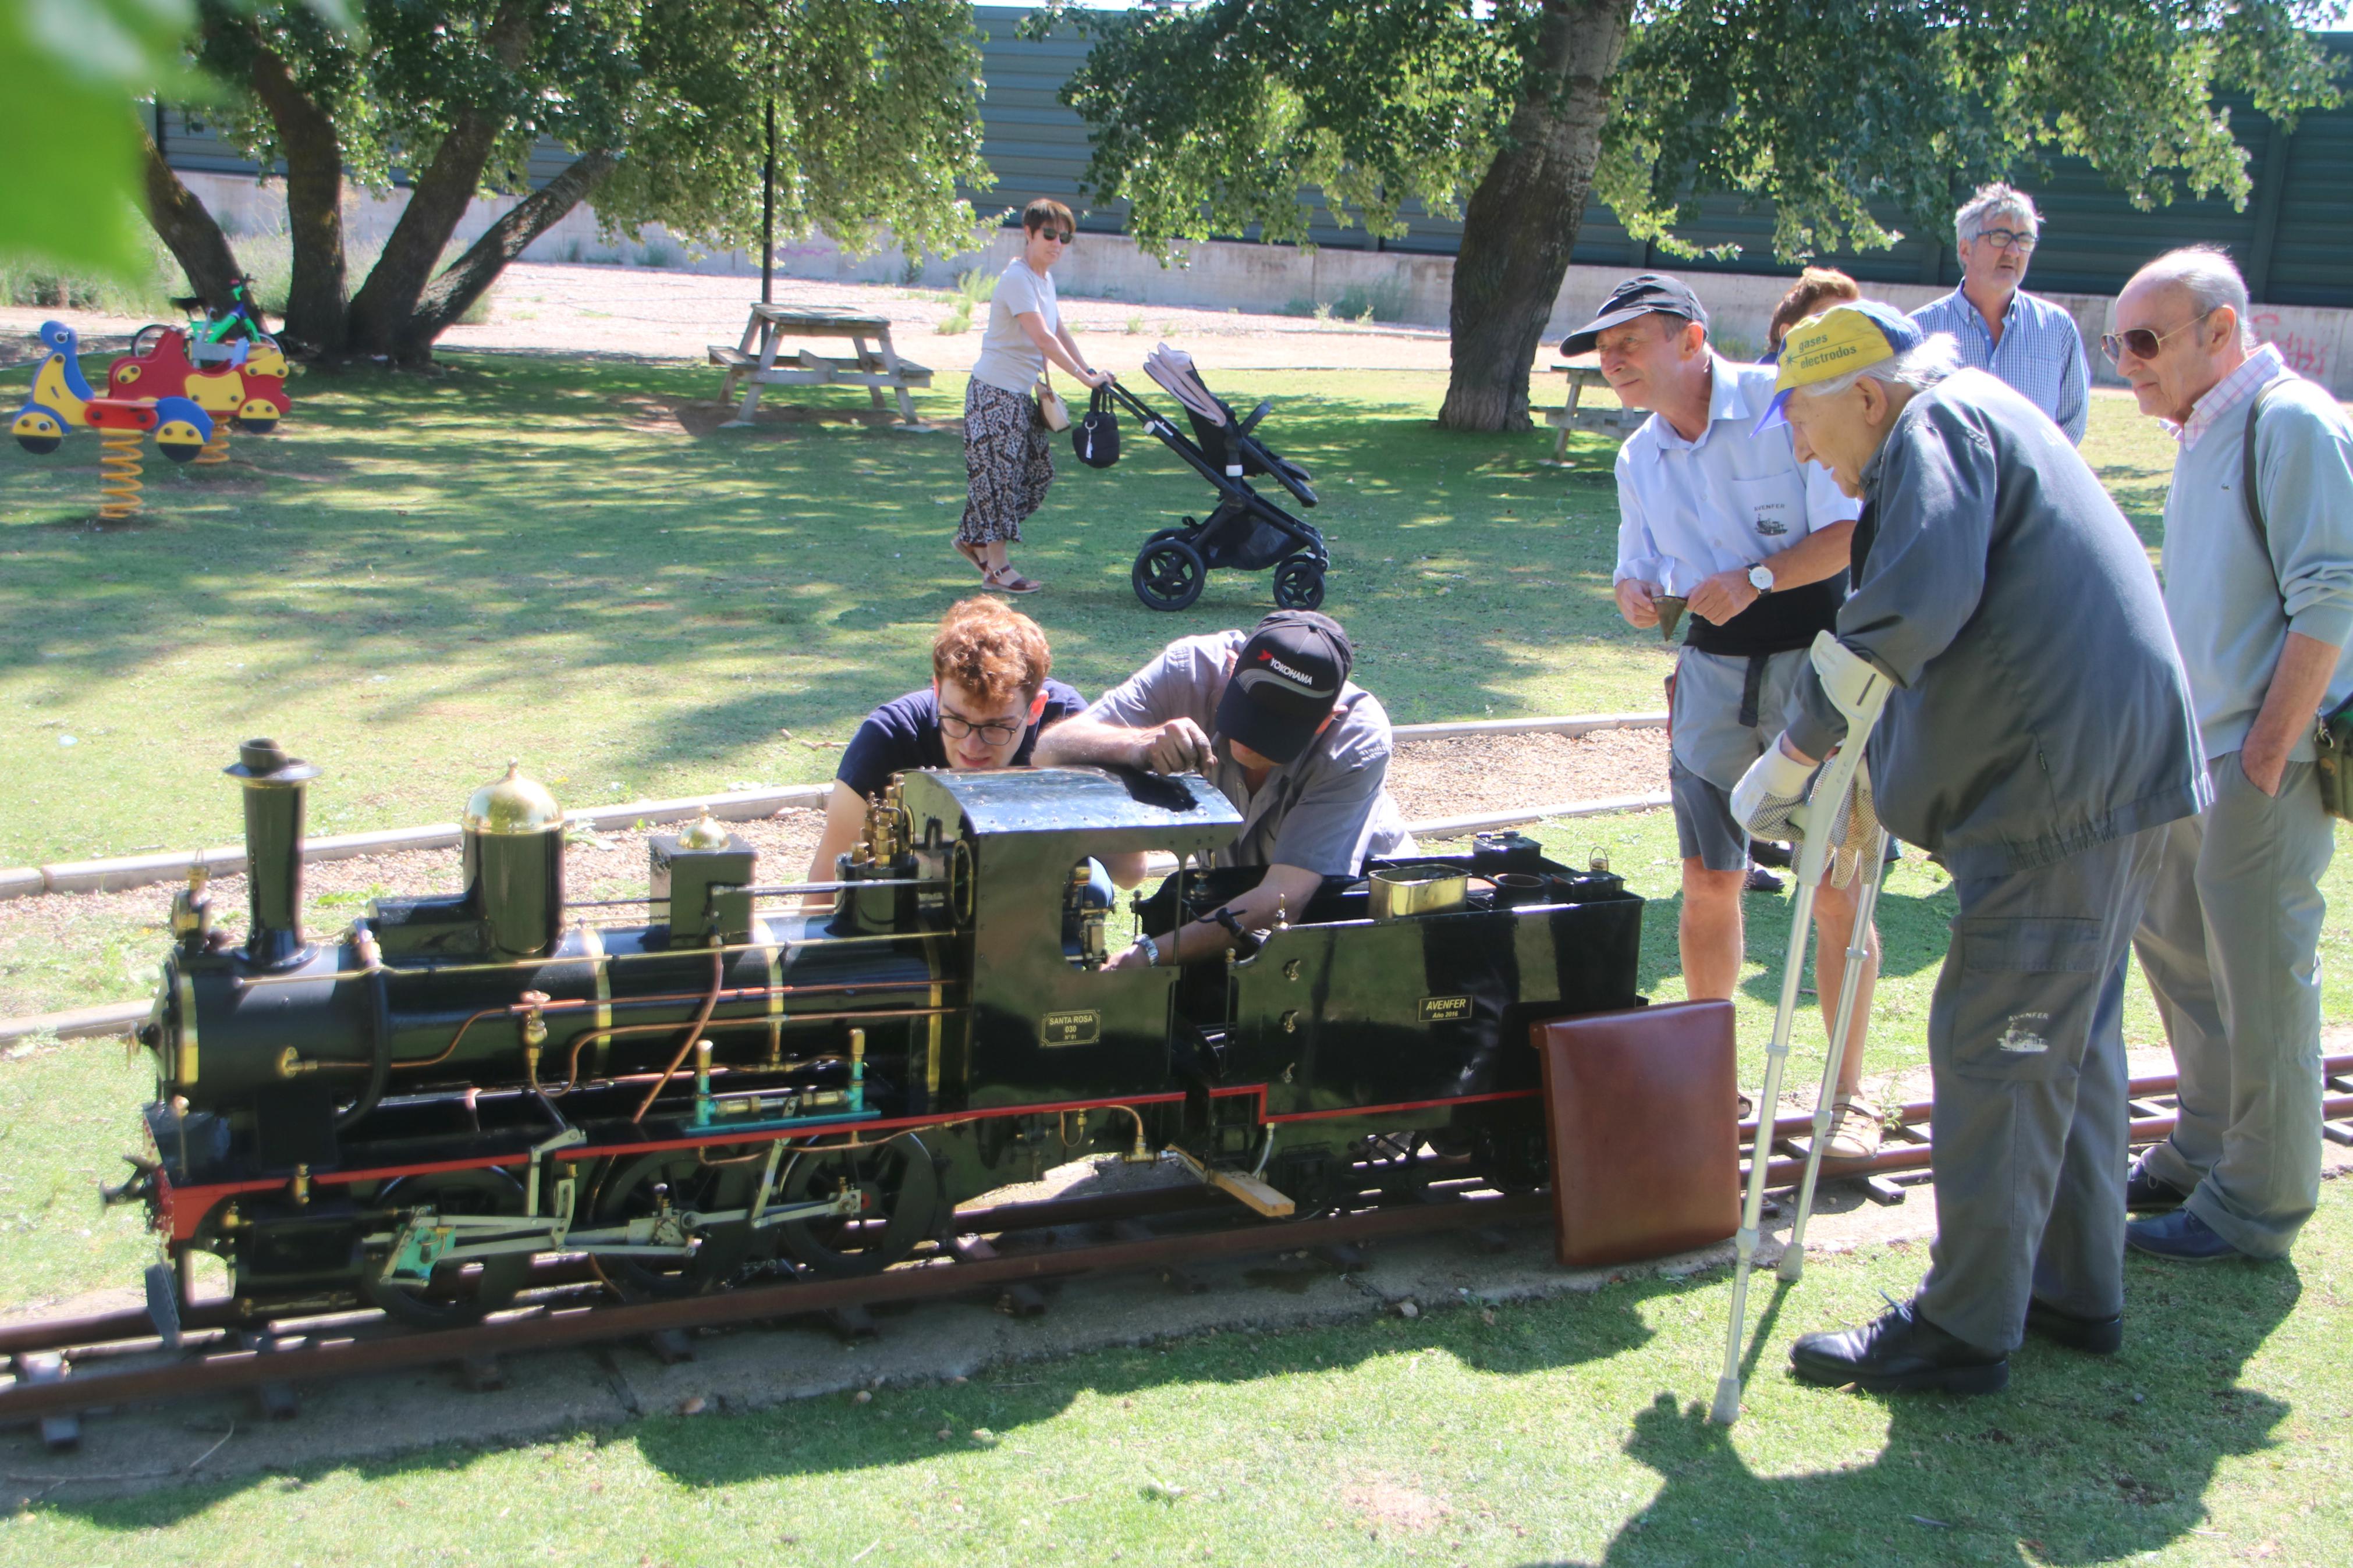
[[1073, 384, 1120, 467], [2240, 382, 2353, 820], [1034, 369, 1070, 432]]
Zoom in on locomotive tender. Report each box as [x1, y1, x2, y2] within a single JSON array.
[[122, 740, 1642, 1325]]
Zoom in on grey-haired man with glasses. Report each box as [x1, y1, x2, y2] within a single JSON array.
[[1910, 183, 2090, 443]]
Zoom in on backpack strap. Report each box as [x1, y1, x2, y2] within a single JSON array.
[[2239, 377, 2289, 599]]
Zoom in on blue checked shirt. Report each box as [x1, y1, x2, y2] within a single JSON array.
[[1908, 288, 2090, 445]]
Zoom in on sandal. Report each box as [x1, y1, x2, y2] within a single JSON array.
[[984, 564, 1043, 595], [1816, 1096, 1884, 1162], [954, 539, 986, 574]]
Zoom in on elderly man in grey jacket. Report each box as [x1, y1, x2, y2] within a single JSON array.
[[2110, 247, 2353, 1264], [1734, 302, 2209, 1395]]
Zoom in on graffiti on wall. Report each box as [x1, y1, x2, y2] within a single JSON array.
[[2250, 312, 2334, 383]]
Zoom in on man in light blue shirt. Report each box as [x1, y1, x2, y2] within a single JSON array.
[[2110, 246, 2353, 1265], [1568, 273, 1883, 1157], [1910, 183, 2089, 444]]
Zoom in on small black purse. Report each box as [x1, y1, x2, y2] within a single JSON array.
[[1073, 385, 1120, 468]]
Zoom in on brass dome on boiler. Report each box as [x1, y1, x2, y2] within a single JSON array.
[[463, 762, 564, 835]]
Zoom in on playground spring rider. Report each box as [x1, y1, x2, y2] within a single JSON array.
[[112, 281, 293, 465], [11, 321, 213, 520]]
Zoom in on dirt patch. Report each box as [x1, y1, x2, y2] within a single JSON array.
[[1389, 728, 1666, 824], [1342, 1477, 1453, 1533]]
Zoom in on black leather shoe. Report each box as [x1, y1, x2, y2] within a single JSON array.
[[2024, 1298, 2123, 1356], [1790, 1300, 2009, 1395], [2126, 1153, 2191, 1213]]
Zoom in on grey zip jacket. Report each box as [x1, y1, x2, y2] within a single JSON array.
[[1786, 368, 2210, 880]]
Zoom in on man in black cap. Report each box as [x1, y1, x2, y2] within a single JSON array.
[[1566, 272, 1886, 1158], [1034, 610, 1415, 970]]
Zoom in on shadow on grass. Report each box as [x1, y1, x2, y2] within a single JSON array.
[[1553, 1260, 2303, 1567]]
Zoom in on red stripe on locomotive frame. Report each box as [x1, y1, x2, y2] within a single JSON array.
[[154, 1084, 1540, 1241]]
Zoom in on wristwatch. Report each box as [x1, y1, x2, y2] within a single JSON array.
[[1747, 562, 1776, 595], [1135, 934, 1162, 967]]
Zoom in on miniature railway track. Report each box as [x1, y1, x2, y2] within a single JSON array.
[[6, 1054, 2345, 1437]]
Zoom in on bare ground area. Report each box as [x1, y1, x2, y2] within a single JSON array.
[[0, 728, 1670, 1020], [2, 261, 1461, 378]]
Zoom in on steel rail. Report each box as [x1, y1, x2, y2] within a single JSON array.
[[0, 1192, 1548, 1421]]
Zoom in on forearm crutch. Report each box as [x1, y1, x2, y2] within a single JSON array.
[[1710, 632, 1893, 1427], [1778, 820, 1890, 1285]]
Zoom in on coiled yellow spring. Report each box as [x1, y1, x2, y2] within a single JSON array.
[[98, 427, 145, 520], [194, 424, 231, 466]]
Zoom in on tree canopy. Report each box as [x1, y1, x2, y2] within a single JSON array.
[[158, 0, 989, 360], [1049, 0, 2344, 429]]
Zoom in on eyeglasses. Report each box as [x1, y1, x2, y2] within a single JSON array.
[[939, 710, 1025, 745], [2100, 308, 2216, 365], [1974, 227, 2037, 252], [1039, 230, 1073, 244]]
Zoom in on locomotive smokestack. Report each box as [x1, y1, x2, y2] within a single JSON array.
[[224, 737, 321, 970]]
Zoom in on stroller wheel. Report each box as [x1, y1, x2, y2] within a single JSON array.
[[1133, 537, 1206, 611], [1272, 554, 1326, 611]]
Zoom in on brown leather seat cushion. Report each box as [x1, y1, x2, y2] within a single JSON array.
[[1530, 999, 1738, 1268]]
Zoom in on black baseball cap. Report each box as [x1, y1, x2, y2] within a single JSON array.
[[1214, 610, 1353, 766], [1561, 273, 1710, 355]]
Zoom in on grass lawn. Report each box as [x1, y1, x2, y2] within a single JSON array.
[[0, 357, 2186, 870]]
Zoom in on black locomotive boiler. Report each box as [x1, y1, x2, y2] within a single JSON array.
[[120, 740, 1643, 1325]]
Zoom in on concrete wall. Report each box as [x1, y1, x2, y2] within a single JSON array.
[[179, 170, 2353, 397]]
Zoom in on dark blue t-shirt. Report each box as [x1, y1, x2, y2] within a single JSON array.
[[835, 679, 1088, 799]]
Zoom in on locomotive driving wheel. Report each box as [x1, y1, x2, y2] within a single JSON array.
[[588, 1150, 769, 1301], [361, 1167, 534, 1328], [776, 1133, 942, 1277]]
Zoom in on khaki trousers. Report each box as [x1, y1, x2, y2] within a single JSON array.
[[2132, 754, 2336, 1257], [1915, 828, 2164, 1353]]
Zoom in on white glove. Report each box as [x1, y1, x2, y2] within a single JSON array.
[[1731, 738, 1816, 841]]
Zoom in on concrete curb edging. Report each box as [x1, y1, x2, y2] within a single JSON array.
[[0, 714, 1671, 905], [0, 792, 1672, 1046]]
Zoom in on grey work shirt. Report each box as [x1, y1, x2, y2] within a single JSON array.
[[1087, 631, 1417, 876], [1787, 368, 2209, 880]]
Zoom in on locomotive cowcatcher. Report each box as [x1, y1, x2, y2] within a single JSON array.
[[118, 740, 1643, 1325]]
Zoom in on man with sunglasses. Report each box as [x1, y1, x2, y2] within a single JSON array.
[[1909, 183, 2089, 443], [2108, 246, 2353, 1265], [804, 596, 1086, 905]]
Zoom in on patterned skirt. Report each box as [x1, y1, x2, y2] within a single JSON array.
[[959, 380, 1054, 546]]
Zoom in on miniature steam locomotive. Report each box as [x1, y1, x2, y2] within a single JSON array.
[[119, 741, 1642, 1325]]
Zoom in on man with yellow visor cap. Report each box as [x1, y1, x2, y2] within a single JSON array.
[[1731, 300, 2208, 1396]]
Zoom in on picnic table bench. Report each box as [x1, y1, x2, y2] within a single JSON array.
[[709, 305, 934, 429], [1541, 361, 1645, 463]]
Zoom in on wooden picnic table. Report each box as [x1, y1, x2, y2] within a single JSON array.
[[1541, 361, 1644, 463], [709, 305, 935, 429]]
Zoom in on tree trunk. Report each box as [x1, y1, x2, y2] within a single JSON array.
[[1439, 0, 1631, 432], [394, 150, 617, 363], [346, 0, 538, 357], [243, 35, 350, 354], [139, 127, 243, 310]]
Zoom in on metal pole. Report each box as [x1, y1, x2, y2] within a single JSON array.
[[1778, 826, 1891, 1284], [761, 98, 776, 307]]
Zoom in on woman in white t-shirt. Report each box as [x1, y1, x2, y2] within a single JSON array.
[[958, 198, 1109, 594]]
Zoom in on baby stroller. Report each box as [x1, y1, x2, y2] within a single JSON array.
[[1098, 344, 1328, 611]]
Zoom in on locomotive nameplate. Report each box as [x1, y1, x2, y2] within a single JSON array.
[[1040, 1009, 1102, 1047], [1418, 994, 1472, 1023]]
